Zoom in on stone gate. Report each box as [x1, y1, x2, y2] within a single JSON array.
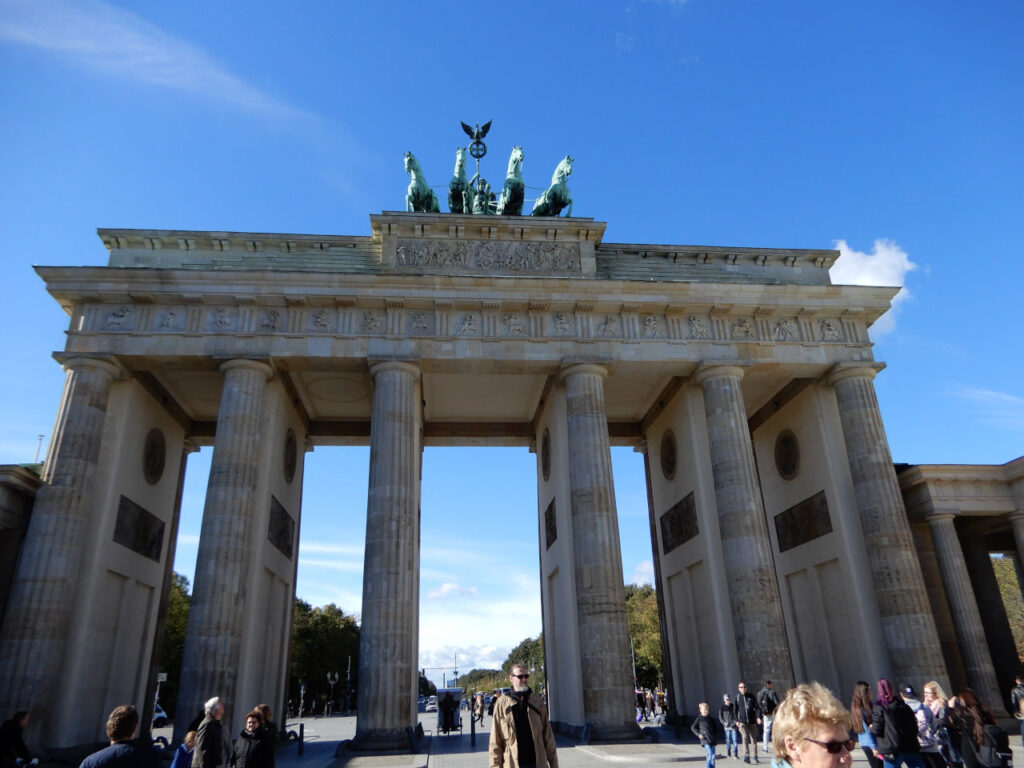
[[0, 211, 1016, 750]]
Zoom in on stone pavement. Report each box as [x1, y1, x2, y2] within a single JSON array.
[[267, 713, 876, 768]]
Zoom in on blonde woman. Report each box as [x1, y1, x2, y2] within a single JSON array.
[[771, 682, 856, 768]]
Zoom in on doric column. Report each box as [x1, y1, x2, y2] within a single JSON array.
[[828, 364, 948, 683], [922, 511, 1001, 707], [354, 361, 422, 751], [694, 363, 793, 688], [1011, 512, 1024, 579], [176, 359, 272, 739], [561, 364, 640, 741], [0, 357, 120, 740]]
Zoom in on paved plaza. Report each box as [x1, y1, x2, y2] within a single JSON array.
[[250, 713, 1024, 768]]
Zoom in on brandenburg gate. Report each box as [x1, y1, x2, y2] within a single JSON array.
[[0, 209, 1017, 750]]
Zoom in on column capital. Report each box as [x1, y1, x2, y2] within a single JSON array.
[[55, 354, 123, 379], [693, 361, 748, 385], [826, 362, 886, 386], [368, 360, 421, 379], [559, 362, 608, 381], [920, 507, 958, 525], [218, 358, 273, 379]]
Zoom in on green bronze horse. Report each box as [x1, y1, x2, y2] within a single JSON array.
[[496, 145, 525, 216], [404, 151, 440, 213], [448, 147, 473, 214], [531, 155, 573, 217]]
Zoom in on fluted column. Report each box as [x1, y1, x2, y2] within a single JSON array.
[[694, 363, 793, 688], [0, 357, 119, 741], [828, 364, 948, 684], [1011, 512, 1024, 580], [354, 361, 422, 751], [561, 364, 640, 741], [176, 359, 272, 741], [922, 511, 1001, 706]]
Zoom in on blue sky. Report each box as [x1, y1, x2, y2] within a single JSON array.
[[1, 1, 1022, 685]]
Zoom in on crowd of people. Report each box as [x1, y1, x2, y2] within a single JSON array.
[[690, 676, 1016, 768], [2, 671, 1020, 768]]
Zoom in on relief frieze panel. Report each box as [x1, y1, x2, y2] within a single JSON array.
[[395, 238, 582, 275], [81, 301, 860, 351]]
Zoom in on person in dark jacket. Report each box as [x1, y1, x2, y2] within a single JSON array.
[[255, 706, 278, 753], [692, 702, 721, 768], [720, 694, 739, 758], [0, 712, 37, 768], [944, 690, 999, 768], [193, 697, 225, 768], [870, 678, 924, 768], [78, 706, 161, 768], [231, 711, 272, 768], [736, 681, 762, 764]]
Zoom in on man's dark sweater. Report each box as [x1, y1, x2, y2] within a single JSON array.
[[510, 690, 537, 768]]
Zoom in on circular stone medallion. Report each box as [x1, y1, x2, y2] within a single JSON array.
[[660, 429, 677, 479], [284, 429, 298, 484], [775, 430, 800, 480], [143, 428, 166, 485], [541, 429, 551, 482]]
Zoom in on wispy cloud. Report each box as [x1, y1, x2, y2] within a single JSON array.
[[630, 560, 654, 586], [951, 385, 1024, 431], [300, 542, 364, 557], [427, 582, 480, 600], [0, 0, 311, 122], [830, 239, 917, 338]]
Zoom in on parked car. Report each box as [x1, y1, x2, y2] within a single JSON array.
[[425, 695, 437, 712], [152, 704, 169, 728]]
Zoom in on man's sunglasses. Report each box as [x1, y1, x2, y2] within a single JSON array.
[[803, 737, 855, 754], [512, 674, 529, 680]]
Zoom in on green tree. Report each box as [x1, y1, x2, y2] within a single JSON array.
[[625, 583, 662, 689], [157, 572, 190, 718], [503, 635, 544, 677], [419, 672, 437, 696], [289, 600, 360, 708], [992, 555, 1024, 666], [456, 668, 504, 693]]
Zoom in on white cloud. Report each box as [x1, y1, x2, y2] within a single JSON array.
[[630, 560, 655, 586], [427, 582, 480, 600], [952, 386, 1024, 431], [299, 558, 365, 573], [830, 239, 917, 338], [299, 542, 364, 557], [0, 0, 311, 121]]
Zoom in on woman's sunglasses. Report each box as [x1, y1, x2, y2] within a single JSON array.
[[803, 737, 856, 754]]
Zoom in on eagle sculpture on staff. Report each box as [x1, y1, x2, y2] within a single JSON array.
[[460, 120, 492, 142]]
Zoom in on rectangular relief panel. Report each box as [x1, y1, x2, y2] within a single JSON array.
[[661, 492, 698, 555], [545, 498, 557, 550], [268, 496, 296, 559], [774, 490, 831, 553], [113, 495, 165, 562]]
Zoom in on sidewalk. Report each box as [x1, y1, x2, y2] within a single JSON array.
[[265, 714, 1024, 768]]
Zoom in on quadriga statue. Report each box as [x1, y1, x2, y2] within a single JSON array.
[[531, 155, 573, 217], [495, 146, 525, 216], [404, 151, 440, 213], [448, 147, 473, 214]]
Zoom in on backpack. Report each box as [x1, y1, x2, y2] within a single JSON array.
[[973, 724, 1011, 768], [759, 690, 777, 716], [911, 703, 937, 749]]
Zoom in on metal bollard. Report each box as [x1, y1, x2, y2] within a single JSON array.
[[298, 722, 304, 755], [470, 707, 476, 747]]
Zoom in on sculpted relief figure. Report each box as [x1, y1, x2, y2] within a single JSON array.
[[404, 151, 441, 213], [531, 155, 573, 217]]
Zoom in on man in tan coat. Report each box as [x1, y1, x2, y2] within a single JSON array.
[[488, 664, 558, 768]]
